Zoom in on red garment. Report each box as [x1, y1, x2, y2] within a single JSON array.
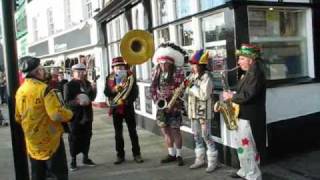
[[107, 71, 134, 116], [18, 71, 25, 85]]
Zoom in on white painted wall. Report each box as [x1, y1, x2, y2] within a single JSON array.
[[266, 83, 320, 123]]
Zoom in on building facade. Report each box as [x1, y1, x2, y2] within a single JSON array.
[[25, 0, 107, 106], [95, 0, 320, 166]]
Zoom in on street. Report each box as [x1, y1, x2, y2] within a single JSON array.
[[0, 105, 319, 180]]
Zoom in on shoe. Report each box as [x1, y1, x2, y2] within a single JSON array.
[[160, 155, 176, 163], [70, 160, 78, 171], [189, 161, 205, 169], [205, 165, 217, 173], [134, 155, 144, 163], [114, 157, 125, 165], [177, 156, 184, 166], [82, 158, 96, 167], [229, 172, 243, 179]]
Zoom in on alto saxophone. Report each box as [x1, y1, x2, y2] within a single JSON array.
[[214, 71, 239, 130]]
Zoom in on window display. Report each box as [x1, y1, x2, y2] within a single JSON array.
[[157, 27, 170, 43], [248, 7, 312, 80], [177, 21, 193, 47]]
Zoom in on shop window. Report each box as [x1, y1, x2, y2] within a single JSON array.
[[248, 7, 313, 80], [176, 0, 192, 19], [177, 21, 193, 48], [200, 0, 228, 11], [157, 0, 170, 25], [201, 12, 227, 87], [157, 27, 170, 43], [115, 19, 121, 41]]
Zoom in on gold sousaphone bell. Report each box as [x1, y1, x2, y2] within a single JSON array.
[[120, 30, 154, 65], [110, 30, 154, 107]]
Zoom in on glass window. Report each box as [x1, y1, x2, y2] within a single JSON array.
[[157, 0, 169, 25], [47, 8, 54, 35], [157, 27, 170, 43], [115, 19, 121, 41], [201, 12, 227, 87], [176, 0, 192, 19], [177, 21, 193, 47], [200, 0, 228, 11], [202, 13, 226, 44], [248, 7, 312, 80]]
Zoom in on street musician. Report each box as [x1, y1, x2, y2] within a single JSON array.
[[104, 57, 143, 165], [150, 43, 186, 166], [223, 44, 266, 180], [186, 49, 218, 173]]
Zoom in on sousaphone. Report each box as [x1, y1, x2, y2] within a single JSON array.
[[120, 30, 154, 65]]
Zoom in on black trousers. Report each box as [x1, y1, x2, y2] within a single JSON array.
[[30, 140, 68, 180], [68, 120, 93, 158], [112, 107, 141, 158]]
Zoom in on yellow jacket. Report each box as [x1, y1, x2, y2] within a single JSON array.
[[15, 78, 73, 160]]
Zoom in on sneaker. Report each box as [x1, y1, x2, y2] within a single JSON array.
[[160, 155, 176, 163], [114, 157, 125, 165], [134, 155, 144, 163], [70, 160, 78, 171], [83, 158, 96, 167], [177, 156, 184, 166]]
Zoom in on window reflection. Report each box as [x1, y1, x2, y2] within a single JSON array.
[[177, 21, 193, 47]]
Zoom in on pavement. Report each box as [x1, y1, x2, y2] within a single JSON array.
[[0, 105, 320, 180]]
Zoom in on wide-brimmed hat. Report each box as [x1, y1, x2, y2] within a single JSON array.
[[236, 44, 261, 60], [111, 57, 127, 67], [189, 49, 209, 65]]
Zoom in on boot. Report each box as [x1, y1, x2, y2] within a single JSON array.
[[189, 148, 205, 169], [206, 150, 218, 173]]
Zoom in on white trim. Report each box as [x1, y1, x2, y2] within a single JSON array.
[[37, 44, 96, 59], [306, 8, 315, 78]]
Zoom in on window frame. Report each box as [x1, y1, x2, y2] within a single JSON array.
[[247, 6, 315, 81]]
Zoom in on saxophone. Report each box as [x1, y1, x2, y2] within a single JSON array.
[[214, 71, 239, 130], [157, 76, 194, 110]]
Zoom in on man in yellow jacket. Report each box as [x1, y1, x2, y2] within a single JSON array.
[[15, 56, 73, 180]]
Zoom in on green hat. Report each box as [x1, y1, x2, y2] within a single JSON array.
[[236, 44, 261, 60]]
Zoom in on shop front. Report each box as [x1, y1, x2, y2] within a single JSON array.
[[95, 0, 320, 167], [28, 22, 108, 107]]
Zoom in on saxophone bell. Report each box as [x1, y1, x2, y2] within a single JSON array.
[[156, 98, 168, 110]]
